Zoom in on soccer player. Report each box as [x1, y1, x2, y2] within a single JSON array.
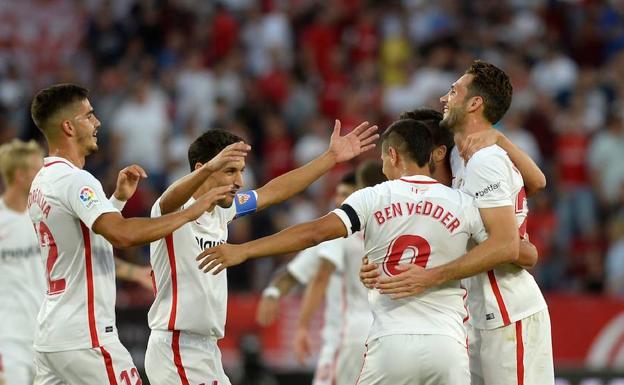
[[27, 84, 235, 384], [372, 61, 554, 385], [0, 139, 159, 385], [294, 163, 385, 385], [144, 121, 378, 385], [256, 173, 359, 385], [197, 119, 501, 384]]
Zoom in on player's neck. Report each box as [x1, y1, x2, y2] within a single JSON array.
[[2, 186, 28, 212], [457, 118, 492, 139], [47, 142, 86, 169], [401, 164, 432, 179]]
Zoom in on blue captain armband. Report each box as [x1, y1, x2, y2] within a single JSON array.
[[234, 190, 258, 218]]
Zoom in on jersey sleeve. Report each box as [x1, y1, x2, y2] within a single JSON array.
[[332, 187, 375, 237], [286, 246, 321, 284], [463, 151, 513, 208], [317, 238, 345, 271], [467, 202, 489, 244], [65, 170, 119, 229]]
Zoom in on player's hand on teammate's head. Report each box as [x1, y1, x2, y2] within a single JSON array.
[[186, 185, 232, 220], [256, 296, 280, 326], [293, 326, 312, 364], [328, 120, 379, 163], [196, 243, 247, 274], [377, 264, 435, 299], [114, 164, 148, 201], [204, 141, 251, 173], [459, 129, 502, 161], [360, 256, 380, 289]]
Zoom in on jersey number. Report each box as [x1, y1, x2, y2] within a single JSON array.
[[37, 222, 66, 295], [381, 235, 431, 277], [120, 368, 142, 385]]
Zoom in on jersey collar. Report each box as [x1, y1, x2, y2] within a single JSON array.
[[43, 156, 78, 169], [399, 175, 440, 185]]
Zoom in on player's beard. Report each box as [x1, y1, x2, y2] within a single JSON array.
[[79, 132, 99, 155], [440, 104, 468, 134], [217, 195, 234, 208]]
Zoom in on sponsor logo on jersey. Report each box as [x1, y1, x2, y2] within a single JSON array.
[[486, 312, 495, 320], [237, 193, 250, 205], [475, 182, 501, 198], [79, 186, 100, 209]]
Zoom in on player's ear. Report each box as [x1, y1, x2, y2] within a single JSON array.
[[467, 95, 483, 113], [60, 119, 74, 137], [194, 162, 203, 171], [389, 146, 399, 166], [432, 145, 447, 163]]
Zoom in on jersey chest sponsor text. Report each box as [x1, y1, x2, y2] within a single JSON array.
[[195, 236, 226, 250], [0, 244, 40, 262]]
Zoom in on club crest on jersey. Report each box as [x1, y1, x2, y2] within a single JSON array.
[[79, 186, 100, 209], [237, 193, 251, 205]]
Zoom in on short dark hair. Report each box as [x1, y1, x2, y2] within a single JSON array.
[[356, 160, 386, 188], [399, 108, 453, 151], [339, 171, 357, 186], [465, 60, 512, 124], [188, 129, 244, 171], [381, 119, 434, 167], [31, 84, 89, 133]]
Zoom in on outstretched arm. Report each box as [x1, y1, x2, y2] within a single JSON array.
[[197, 213, 348, 274], [255, 120, 378, 211], [294, 259, 335, 363], [460, 130, 546, 196]]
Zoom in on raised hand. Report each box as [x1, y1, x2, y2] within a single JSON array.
[[328, 120, 379, 163], [114, 164, 147, 201], [196, 242, 247, 274], [203, 141, 250, 173], [185, 185, 233, 221]]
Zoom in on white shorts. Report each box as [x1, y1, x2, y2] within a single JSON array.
[[335, 341, 367, 385], [33, 340, 140, 385], [356, 334, 470, 385], [312, 341, 338, 385], [468, 309, 554, 385], [0, 340, 35, 385], [145, 330, 231, 385]]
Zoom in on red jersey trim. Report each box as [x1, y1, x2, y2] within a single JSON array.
[[165, 234, 178, 330], [399, 178, 440, 184], [516, 321, 525, 385], [172, 331, 191, 385], [44, 160, 73, 168], [100, 346, 119, 385], [80, 221, 99, 348], [487, 270, 511, 326]]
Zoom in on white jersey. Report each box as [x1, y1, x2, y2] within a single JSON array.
[[451, 145, 547, 329], [287, 245, 343, 346], [333, 175, 487, 345], [28, 157, 120, 352], [318, 233, 372, 344], [0, 198, 46, 344], [149, 195, 243, 338]]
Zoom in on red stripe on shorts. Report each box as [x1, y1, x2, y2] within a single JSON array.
[[166, 234, 178, 330], [516, 321, 525, 385], [487, 270, 511, 325], [172, 331, 191, 385], [354, 343, 368, 385], [81, 222, 99, 347], [100, 346, 119, 385]]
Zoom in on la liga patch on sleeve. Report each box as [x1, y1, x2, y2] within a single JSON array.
[[79, 186, 101, 209]]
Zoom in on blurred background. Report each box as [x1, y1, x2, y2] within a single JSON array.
[[2, 0, 624, 383]]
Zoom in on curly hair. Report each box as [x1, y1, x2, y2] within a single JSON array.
[[465, 60, 513, 124]]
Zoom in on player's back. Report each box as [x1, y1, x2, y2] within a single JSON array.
[[28, 157, 118, 352], [335, 175, 486, 344]]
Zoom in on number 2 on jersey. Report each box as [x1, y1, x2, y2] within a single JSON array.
[[382, 235, 431, 277], [37, 222, 66, 295], [120, 368, 142, 385]]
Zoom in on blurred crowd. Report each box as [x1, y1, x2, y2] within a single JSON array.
[[1, 0, 624, 300]]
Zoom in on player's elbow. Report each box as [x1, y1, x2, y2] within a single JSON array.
[[107, 232, 134, 249], [525, 175, 547, 197]]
